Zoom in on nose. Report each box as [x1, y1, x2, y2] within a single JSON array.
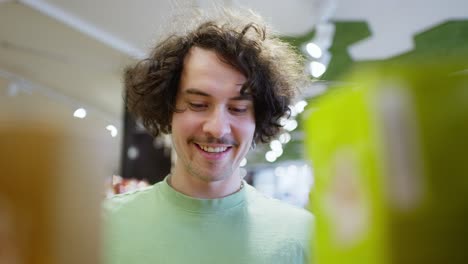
[[202, 107, 231, 139]]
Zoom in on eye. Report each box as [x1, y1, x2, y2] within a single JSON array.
[[188, 102, 207, 111], [229, 107, 248, 115]]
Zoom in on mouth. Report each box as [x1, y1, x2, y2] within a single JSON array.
[[195, 143, 231, 154]]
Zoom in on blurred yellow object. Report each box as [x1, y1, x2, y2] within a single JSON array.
[[0, 120, 111, 264], [304, 62, 468, 264]]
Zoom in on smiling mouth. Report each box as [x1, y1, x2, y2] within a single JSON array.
[[196, 144, 231, 153]]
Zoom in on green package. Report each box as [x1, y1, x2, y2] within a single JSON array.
[[304, 62, 468, 264]]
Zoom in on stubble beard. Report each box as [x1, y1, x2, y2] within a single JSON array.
[[185, 158, 236, 183]]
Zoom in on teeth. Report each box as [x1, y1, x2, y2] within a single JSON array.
[[199, 145, 228, 153]]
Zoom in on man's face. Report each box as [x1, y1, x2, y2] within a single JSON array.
[[171, 47, 255, 184]]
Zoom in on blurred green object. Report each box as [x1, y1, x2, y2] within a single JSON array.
[[304, 61, 468, 264]]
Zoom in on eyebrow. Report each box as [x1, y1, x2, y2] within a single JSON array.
[[185, 88, 253, 101]]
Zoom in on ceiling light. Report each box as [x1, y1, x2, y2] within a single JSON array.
[[309, 61, 326, 78], [265, 151, 277, 162], [289, 105, 298, 117], [270, 140, 282, 152], [306, 42, 322, 58], [73, 108, 87, 119], [240, 158, 247, 167], [284, 119, 298, 131], [106, 125, 118, 137], [279, 117, 288, 126], [278, 133, 291, 144], [272, 148, 283, 157], [294, 100, 308, 113]]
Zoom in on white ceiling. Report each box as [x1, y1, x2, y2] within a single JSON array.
[[333, 0, 468, 60], [0, 1, 133, 121]]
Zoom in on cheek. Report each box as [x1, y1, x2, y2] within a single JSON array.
[[233, 119, 256, 143], [171, 113, 208, 148], [171, 114, 191, 145], [172, 112, 199, 131]]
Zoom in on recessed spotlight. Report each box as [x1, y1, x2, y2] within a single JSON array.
[[73, 108, 87, 119]]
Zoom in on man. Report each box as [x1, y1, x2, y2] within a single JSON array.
[[104, 8, 313, 264]]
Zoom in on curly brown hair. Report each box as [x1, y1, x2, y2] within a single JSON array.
[[124, 9, 308, 144]]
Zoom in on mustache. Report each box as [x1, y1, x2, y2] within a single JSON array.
[[189, 136, 238, 146]]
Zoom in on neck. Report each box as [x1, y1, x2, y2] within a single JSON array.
[[169, 167, 243, 199]]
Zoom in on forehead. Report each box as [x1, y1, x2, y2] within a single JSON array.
[[179, 47, 247, 97]]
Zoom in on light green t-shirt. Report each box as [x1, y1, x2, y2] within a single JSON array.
[[103, 177, 313, 264]]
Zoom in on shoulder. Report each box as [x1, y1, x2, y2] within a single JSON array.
[[244, 185, 314, 258], [245, 184, 314, 227], [246, 185, 312, 213], [102, 184, 159, 215]]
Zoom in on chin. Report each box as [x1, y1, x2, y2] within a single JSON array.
[[191, 167, 233, 182]]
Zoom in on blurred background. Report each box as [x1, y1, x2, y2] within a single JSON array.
[[1, 0, 467, 207]]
